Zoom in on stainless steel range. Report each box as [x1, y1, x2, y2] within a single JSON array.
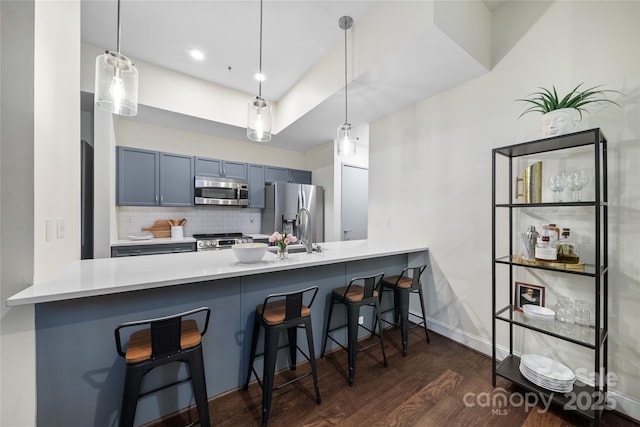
[[193, 233, 253, 251]]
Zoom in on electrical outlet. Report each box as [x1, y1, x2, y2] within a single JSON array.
[[56, 218, 66, 238], [358, 316, 364, 325]]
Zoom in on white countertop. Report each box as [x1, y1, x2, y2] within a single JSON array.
[[7, 240, 427, 306]]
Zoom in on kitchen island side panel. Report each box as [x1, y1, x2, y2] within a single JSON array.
[[34, 254, 409, 427]]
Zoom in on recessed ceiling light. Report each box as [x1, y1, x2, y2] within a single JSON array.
[[188, 49, 205, 61], [254, 72, 265, 81]]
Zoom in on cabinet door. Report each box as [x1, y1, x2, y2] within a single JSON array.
[[247, 164, 265, 208], [160, 153, 194, 206], [117, 147, 159, 206], [222, 161, 248, 179], [265, 166, 289, 183], [289, 169, 312, 184], [195, 157, 222, 177]]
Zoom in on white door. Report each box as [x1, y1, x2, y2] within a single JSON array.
[[341, 165, 368, 240]]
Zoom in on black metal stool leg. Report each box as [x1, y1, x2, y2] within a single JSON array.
[[374, 298, 388, 367], [245, 315, 261, 389], [261, 326, 279, 427], [287, 326, 298, 371], [303, 318, 321, 404], [417, 288, 430, 343], [346, 303, 360, 386], [187, 348, 211, 427], [398, 288, 410, 357], [320, 297, 335, 358], [119, 365, 144, 427]]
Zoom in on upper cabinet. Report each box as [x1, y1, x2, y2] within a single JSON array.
[[247, 164, 265, 208], [117, 147, 194, 207], [195, 157, 247, 180], [265, 166, 311, 184]]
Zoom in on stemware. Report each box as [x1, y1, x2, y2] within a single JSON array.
[[575, 169, 590, 201], [547, 173, 566, 202]]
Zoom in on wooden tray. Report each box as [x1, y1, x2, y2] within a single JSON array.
[[513, 256, 585, 271]]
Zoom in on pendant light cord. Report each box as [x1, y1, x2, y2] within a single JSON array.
[[116, 0, 121, 54], [258, 0, 264, 99], [344, 24, 348, 123]]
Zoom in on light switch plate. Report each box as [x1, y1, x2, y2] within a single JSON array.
[[57, 218, 65, 238], [46, 218, 55, 241]]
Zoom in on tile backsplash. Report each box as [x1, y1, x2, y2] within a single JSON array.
[[118, 206, 263, 239]]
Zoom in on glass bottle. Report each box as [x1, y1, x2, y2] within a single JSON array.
[[535, 234, 557, 261], [548, 223, 560, 243], [557, 228, 580, 264]]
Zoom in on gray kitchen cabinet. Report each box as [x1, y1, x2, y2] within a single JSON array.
[[159, 152, 194, 206], [265, 166, 311, 184], [195, 157, 247, 179], [117, 147, 193, 207], [111, 242, 196, 257], [117, 147, 159, 206], [289, 168, 312, 184], [247, 164, 265, 208]]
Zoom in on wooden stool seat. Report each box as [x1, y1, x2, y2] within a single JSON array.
[[381, 275, 412, 289], [125, 319, 201, 363], [332, 285, 379, 302], [256, 301, 311, 325]]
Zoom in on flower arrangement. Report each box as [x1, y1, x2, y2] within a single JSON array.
[[269, 231, 297, 257]]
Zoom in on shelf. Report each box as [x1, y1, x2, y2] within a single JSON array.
[[495, 201, 605, 208], [496, 355, 603, 420], [495, 305, 607, 349], [494, 256, 601, 276], [493, 128, 605, 157]]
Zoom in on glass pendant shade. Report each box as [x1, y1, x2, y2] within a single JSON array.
[[247, 96, 272, 142], [337, 122, 356, 156], [95, 51, 138, 116]]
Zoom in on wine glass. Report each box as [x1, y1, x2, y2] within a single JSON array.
[[564, 170, 581, 201], [547, 173, 565, 202], [574, 169, 590, 201]]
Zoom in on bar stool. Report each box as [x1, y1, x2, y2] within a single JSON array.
[[320, 272, 387, 386], [244, 286, 321, 427], [379, 265, 429, 357], [114, 307, 211, 427]]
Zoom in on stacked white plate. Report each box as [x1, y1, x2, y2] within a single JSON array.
[[519, 354, 576, 392], [521, 304, 556, 322]]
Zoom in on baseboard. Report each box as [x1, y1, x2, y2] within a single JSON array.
[[409, 311, 640, 422]]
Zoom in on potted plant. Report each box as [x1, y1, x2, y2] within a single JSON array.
[[517, 83, 622, 137]]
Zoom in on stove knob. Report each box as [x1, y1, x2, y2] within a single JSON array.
[[205, 241, 212, 248]]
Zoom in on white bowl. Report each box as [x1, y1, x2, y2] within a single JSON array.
[[522, 304, 555, 322], [231, 243, 268, 263]]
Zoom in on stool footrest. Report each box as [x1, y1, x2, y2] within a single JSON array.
[[137, 376, 193, 399]]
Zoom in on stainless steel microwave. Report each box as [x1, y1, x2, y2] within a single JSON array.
[[194, 176, 249, 207]]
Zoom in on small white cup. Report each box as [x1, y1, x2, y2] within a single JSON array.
[[171, 226, 184, 240]]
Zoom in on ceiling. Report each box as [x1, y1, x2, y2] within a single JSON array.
[[82, 1, 502, 151]]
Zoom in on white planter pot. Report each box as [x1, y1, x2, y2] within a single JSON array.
[[540, 108, 579, 137]]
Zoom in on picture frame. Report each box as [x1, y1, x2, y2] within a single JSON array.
[[514, 281, 545, 311]]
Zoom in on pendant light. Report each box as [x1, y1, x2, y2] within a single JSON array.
[[94, 0, 138, 116], [247, 0, 272, 142], [337, 16, 356, 156]]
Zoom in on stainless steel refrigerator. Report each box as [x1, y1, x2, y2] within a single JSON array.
[[262, 182, 324, 243]]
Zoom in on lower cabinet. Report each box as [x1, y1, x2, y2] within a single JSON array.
[[111, 242, 196, 257]]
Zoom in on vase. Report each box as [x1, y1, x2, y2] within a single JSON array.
[[277, 245, 288, 260], [540, 108, 579, 138]]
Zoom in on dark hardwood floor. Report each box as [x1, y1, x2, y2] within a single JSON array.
[[146, 327, 637, 427]]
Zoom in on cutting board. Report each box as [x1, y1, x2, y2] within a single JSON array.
[[141, 220, 171, 238]]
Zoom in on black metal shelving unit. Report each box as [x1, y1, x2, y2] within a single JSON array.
[[491, 128, 608, 423]]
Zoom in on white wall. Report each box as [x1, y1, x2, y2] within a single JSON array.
[[1, 1, 81, 425], [369, 0, 639, 419]]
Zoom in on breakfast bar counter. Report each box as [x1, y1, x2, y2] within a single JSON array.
[[10, 239, 429, 426]]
